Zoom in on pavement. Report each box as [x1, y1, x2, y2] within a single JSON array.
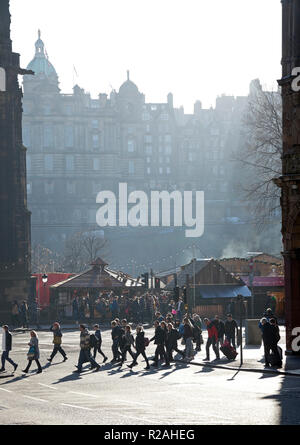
[[0, 326, 300, 425]]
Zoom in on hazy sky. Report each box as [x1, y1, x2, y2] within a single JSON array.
[[10, 0, 282, 112]]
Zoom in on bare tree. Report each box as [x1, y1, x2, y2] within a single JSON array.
[[233, 79, 282, 225], [62, 230, 109, 273], [31, 243, 62, 273]]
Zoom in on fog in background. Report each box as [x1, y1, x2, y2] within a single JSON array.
[[11, 0, 281, 112]]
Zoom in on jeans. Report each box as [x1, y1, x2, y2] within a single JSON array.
[[50, 345, 66, 360], [77, 349, 99, 371], [206, 337, 220, 359], [154, 344, 169, 366], [131, 350, 149, 367], [24, 359, 42, 372], [1, 351, 17, 369]]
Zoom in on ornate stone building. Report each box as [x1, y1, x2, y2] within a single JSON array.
[[275, 0, 300, 354], [0, 0, 33, 317]]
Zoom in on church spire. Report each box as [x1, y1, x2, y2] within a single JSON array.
[[0, 0, 11, 42]]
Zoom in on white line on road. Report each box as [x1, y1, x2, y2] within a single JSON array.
[[23, 395, 48, 403], [69, 391, 99, 398], [118, 399, 152, 407], [61, 403, 93, 411], [0, 388, 13, 393], [38, 383, 58, 390]]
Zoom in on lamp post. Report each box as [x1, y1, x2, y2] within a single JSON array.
[[237, 294, 244, 366]]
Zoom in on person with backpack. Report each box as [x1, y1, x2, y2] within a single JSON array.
[[74, 324, 101, 373], [92, 324, 108, 363], [128, 325, 150, 370], [166, 322, 185, 362], [119, 325, 136, 367], [47, 322, 68, 363], [0, 325, 18, 373]]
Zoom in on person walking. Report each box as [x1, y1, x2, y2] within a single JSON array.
[[0, 325, 18, 373], [110, 320, 122, 363], [128, 325, 150, 370], [22, 331, 43, 374], [191, 314, 203, 352], [74, 324, 100, 373], [213, 315, 225, 349], [93, 324, 108, 363], [150, 321, 170, 368], [47, 322, 68, 363], [261, 318, 282, 368], [20, 300, 29, 329], [203, 318, 220, 361], [119, 325, 136, 367], [183, 317, 194, 360], [224, 314, 238, 349], [165, 322, 185, 362]]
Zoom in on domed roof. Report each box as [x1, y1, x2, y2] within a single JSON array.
[[119, 71, 139, 96], [26, 30, 57, 78]]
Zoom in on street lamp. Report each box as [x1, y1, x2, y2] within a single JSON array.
[[42, 273, 48, 286], [236, 294, 244, 366]]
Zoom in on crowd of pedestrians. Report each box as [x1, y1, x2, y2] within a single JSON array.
[[0, 303, 282, 376]]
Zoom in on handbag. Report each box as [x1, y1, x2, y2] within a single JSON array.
[[27, 345, 35, 360]]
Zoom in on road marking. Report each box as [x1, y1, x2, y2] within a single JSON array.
[[61, 403, 92, 411], [117, 413, 164, 424], [23, 395, 48, 403], [0, 388, 12, 393], [118, 399, 152, 407], [69, 391, 99, 398], [38, 383, 58, 390]]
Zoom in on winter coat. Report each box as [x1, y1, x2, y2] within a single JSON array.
[[2, 330, 12, 351], [80, 328, 91, 350], [207, 322, 218, 340], [28, 336, 40, 359], [166, 328, 180, 349], [183, 324, 194, 340], [50, 326, 62, 345], [151, 326, 167, 345], [262, 323, 280, 345], [135, 331, 146, 352], [224, 319, 238, 337]]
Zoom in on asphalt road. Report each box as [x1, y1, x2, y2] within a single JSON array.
[[0, 328, 300, 425]]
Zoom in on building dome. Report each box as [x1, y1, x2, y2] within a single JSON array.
[[26, 30, 57, 78], [119, 71, 139, 96]]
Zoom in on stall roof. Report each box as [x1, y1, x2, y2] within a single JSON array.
[[196, 284, 251, 299]]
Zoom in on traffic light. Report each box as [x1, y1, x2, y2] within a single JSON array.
[[141, 272, 149, 288], [155, 277, 160, 289], [174, 286, 179, 303]]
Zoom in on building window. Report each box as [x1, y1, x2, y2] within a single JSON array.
[[166, 167, 171, 174], [128, 140, 135, 153], [27, 183, 32, 195], [64, 126, 74, 148], [147, 167, 151, 175], [146, 157, 151, 163], [27, 155, 31, 171], [160, 113, 169, 120], [93, 134, 99, 148], [142, 112, 150, 121], [93, 158, 100, 170], [159, 167, 163, 175], [165, 134, 172, 143], [165, 145, 172, 155], [44, 154, 54, 171], [67, 181, 76, 194], [144, 135, 152, 144], [66, 155, 74, 171], [92, 120, 99, 129], [23, 126, 31, 147], [129, 160, 135, 174], [43, 126, 54, 148], [45, 181, 54, 194], [145, 146, 152, 155]]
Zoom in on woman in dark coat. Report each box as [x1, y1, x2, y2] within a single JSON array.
[[128, 326, 150, 370]]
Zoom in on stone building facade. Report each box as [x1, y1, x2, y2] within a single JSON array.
[[0, 0, 33, 317], [275, 0, 300, 354]]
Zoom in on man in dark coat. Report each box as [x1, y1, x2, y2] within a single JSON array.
[[166, 322, 185, 362], [0, 325, 18, 372], [261, 318, 282, 367], [150, 321, 170, 367], [224, 314, 238, 349]]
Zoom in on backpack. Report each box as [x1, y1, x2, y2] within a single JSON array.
[[144, 337, 150, 347], [89, 334, 98, 348]]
